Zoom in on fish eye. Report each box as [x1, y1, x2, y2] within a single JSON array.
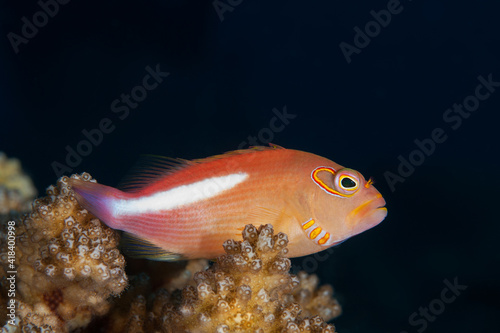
[[341, 177, 357, 189], [335, 170, 361, 195]]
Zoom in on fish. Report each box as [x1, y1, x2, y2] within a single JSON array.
[[68, 145, 387, 260]]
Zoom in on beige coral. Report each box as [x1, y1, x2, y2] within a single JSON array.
[[163, 224, 340, 332], [0, 173, 128, 332], [0, 152, 37, 216], [290, 271, 341, 322], [101, 224, 340, 333]]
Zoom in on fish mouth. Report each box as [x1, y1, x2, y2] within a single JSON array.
[[304, 195, 387, 248], [348, 194, 387, 236]]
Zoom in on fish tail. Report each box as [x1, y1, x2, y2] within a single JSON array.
[[68, 178, 123, 229]]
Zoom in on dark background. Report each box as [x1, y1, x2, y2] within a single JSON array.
[[1, 0, 499, 332]]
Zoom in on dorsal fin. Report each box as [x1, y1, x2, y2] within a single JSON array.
[[117, 155, 193, 192], [191, 144, 284, 163], [118, 144, 284, 192], [121, 232, 184, 261]]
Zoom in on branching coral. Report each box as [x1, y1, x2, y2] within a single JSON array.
[[0, 152, 37, 216], [290, 271, 341, 322], [97, 225, 341, 333], [0, 165, 342, 332], [162, 224, 340, 332], [0, 173, 128, 332]]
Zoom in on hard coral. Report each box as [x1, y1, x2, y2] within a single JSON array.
[[114, 224, 340, 333], [0, 152, 37, 216], [0, 173, 128, 332], [290, 271, 341, 322], [166, 224, 340, 332]]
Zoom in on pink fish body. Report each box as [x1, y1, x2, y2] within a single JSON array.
[[69, 146, 387, 260]]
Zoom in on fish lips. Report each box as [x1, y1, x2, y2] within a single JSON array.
[[348, 195, 387, 237], [322, 197, 387, 247]]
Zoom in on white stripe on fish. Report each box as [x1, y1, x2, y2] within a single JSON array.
[[111, 172, 249, 217]]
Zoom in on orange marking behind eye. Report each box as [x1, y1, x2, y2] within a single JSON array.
[[310, 227, 322, 239], [302, 219, 315, 230], [312, 167, 337, 195], [318, 232, 330, 245], [311, 167, 355, 198]]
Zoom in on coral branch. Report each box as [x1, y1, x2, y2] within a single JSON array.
[[101, 224, 341, 333], [0, 173, 128, 332], [163, 224, 340, 332], [0, 152, 37, 216]]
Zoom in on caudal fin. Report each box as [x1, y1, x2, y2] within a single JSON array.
[[68, 179, 123, 229]]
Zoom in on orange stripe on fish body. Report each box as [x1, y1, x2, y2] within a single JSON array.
[[302, 219, 315, 230], [310, 227, 322, 239], [318, 232, 330, 245], [69, 145, 387, 260]]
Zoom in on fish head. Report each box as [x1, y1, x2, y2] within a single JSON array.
[[306, 166, 387, 247]]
